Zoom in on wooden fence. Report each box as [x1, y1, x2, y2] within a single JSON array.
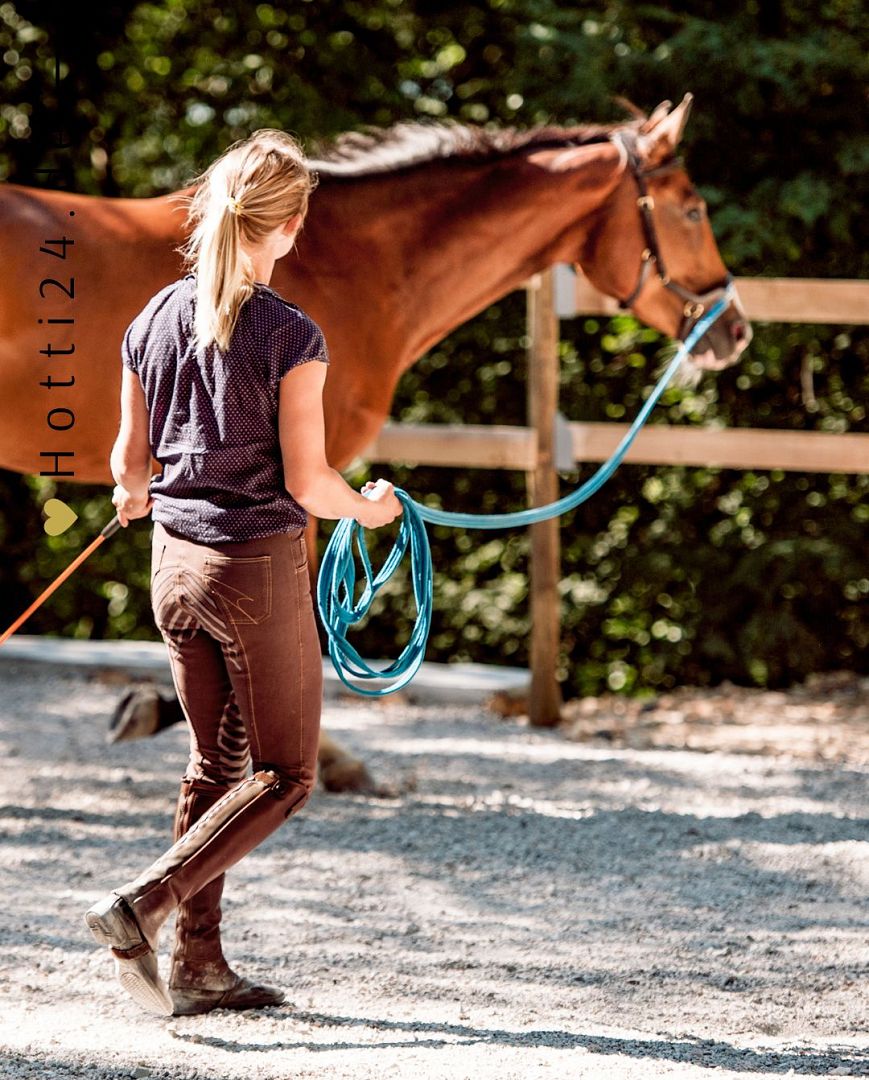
[[361, 269, 869, 725]]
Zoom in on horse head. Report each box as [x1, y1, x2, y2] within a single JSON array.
[[578, 95, 751, 373]]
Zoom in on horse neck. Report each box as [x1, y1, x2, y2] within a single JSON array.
[[310, 140, 625, 364]]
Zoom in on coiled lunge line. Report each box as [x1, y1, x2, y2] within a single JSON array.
[[317, 291, 734, 697]]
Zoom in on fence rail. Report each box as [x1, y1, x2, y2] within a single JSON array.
[[365, 421, 869, 475], [555, 272, 869, 324]]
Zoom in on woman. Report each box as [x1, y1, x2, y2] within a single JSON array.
[[85, 129, 401, 1017]]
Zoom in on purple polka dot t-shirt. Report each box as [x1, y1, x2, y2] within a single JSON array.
[[122, 273, 329, 543]]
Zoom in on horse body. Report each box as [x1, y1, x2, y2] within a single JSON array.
[[0, 147, 623, 482]]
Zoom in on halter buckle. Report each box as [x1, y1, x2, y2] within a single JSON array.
[[683, 300, 705, 320], [637, 195, 655, 210]]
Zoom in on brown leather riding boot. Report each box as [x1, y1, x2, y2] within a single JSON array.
[[86, 769, 309, 1015], [170, 779, 230, 985], [169, 777, 285, 1015]]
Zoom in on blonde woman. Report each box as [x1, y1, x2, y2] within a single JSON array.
[[85, 129, 401, 1016]]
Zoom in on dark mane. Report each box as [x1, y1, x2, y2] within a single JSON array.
[[307, 119, 635, 178]]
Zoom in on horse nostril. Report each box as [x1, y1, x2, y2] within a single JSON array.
[[731, 320, 748, 343]]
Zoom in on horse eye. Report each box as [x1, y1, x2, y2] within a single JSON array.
[[686, 207, 703, 223]]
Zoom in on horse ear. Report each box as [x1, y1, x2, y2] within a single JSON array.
[[638, 93, 693, 165], [639, 100, 672, 133]]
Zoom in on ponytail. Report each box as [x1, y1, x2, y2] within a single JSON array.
[[174, 130, 316, 352]]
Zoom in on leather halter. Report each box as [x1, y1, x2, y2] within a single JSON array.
[[611, 131, 733, 341]]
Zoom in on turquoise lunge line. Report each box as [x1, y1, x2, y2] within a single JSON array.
[[317, 292, 733, 696]]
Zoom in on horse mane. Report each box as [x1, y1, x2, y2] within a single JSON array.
[[307, 118, 637, 178]]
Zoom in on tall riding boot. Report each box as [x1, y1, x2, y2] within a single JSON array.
[[169, 777, 284, 1015], [85, 769, 310, 1016]]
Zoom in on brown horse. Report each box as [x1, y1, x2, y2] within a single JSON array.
[[0, 97, 750, 787]]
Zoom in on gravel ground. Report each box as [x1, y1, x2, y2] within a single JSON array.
[[0, 656, 866, 1079]]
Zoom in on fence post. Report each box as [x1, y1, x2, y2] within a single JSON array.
[[526, 269, 563, 727]]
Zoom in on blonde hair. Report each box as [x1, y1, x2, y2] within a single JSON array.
[[175, 129, 317, 352]]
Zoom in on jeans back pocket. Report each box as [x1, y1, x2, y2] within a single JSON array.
[[203, 555, 273, 626]]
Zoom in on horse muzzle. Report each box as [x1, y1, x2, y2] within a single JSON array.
[[682, 279, 752, 371]]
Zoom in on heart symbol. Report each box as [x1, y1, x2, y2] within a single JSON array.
[[43, 498, 78, 536]]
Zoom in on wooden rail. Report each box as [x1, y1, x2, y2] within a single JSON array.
[[555, 271, 869, 325], [364, 422, 869, 475]]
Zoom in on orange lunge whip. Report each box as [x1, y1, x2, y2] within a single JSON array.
[[0, 516, 121, 646]]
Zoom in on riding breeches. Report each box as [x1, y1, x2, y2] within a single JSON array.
[[149, 520, 322, 794]]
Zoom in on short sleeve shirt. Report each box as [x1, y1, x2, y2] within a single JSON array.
[[121, 273, 329, 543]]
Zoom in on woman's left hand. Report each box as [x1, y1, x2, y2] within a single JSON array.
[[112, 484, 154, 527]]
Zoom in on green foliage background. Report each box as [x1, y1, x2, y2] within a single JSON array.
[[1, 0, 866, 695]]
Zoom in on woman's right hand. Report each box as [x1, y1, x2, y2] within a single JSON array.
[[356, 478, 403, 529], [112, 483, 154, 528]]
